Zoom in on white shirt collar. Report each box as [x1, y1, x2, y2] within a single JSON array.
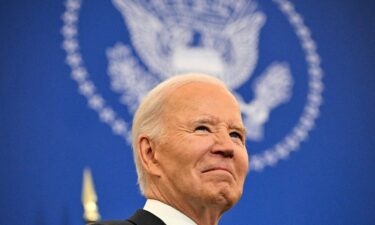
[[144, 199, 197, 225]]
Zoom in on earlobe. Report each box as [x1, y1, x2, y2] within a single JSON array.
[[137, 135, 161, 176]]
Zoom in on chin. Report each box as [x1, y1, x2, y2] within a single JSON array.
[[205, 184, 241, 211]]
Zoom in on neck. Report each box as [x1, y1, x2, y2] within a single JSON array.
[[146, 184, 227, 225], [185, 206, 222, 225]]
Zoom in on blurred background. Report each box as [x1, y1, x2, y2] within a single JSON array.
[[0, 0, 374, 225]]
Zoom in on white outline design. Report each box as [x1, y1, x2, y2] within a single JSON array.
[[61, 0, 324, 172]]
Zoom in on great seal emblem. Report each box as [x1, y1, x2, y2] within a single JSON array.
[[61, 0, 324, 172]]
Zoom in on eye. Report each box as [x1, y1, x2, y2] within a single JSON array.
[[195, 125, 211, 132], [230, 131, 243, 142]]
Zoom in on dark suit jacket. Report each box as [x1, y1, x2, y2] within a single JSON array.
[[88, 209, 166, 225]]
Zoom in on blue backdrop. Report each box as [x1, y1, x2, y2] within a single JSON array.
[[0, 1, 374, 225]]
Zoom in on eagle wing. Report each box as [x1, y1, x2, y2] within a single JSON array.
[[222, 11, 266, 89], [112, 0, 171, 76]]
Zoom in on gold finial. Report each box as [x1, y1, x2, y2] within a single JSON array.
[[82, 167, 101, 223]]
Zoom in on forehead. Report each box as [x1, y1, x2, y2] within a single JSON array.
[[166, 81, 236, 105], [163, 82, 243, 123]]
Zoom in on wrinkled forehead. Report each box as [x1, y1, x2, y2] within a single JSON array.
[[163, 81, 242, 119], [167, 81, 237, 104]]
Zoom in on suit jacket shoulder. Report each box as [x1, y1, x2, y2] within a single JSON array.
[[89, 221, 132, 225], [88, 209, 166, 225]]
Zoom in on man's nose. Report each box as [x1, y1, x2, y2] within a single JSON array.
[[211, 131, 234, 158]]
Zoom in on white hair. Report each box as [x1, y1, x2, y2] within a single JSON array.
[[131, 73, 230, 195]]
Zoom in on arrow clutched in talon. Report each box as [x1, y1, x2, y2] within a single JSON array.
[[81, 167, 101, 223]]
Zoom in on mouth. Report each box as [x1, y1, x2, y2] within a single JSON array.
[[202, 167, 234, 177]]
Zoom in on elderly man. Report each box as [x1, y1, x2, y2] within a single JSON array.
[[92, 73, 249, 225]]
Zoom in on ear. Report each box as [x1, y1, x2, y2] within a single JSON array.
[[137, 134, 162, 177]]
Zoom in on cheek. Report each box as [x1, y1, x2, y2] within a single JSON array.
[[174, 136, 215, 174], [237, 149, 249, 178], [177, 134, 215, 156], [159, 136, 210, 166], [189, 137, 214, 151]]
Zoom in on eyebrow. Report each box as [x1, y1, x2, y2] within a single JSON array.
[[194, 116, 219, 125], [229, 124, 247, 136], [193, 116, 247, 135]]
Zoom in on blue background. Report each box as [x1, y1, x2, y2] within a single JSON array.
[[0, 1, 374, 225]]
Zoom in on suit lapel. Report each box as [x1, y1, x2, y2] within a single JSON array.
[[128, 209, 166, 225]]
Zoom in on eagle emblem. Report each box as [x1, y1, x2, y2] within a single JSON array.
[[107, 0, 293, 141], [61, 0, 324, 171]]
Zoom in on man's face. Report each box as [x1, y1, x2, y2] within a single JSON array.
[[153, 82, 249, 211]]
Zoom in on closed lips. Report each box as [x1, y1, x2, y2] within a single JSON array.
[[202, 166, 234, 176]]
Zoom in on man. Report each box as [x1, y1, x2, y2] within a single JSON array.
[[91, 73, 249, 225]]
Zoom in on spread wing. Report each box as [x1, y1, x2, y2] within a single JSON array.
[[222, 11, 266, 89], [112, 0, 171, 76]]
